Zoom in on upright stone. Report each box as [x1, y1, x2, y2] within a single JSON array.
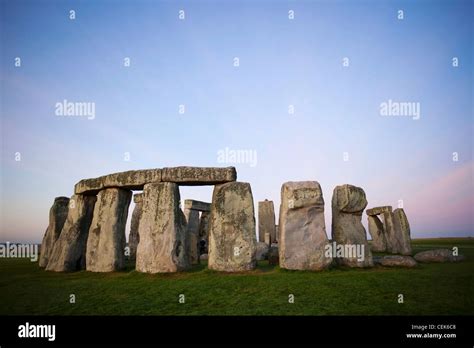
[[258, 200, 276, 244], [383, 211, 397, 254], [198, 211, 210, 254], [368, 215, 387, 252], [129, 193, 143, 261], [136, 182, 189, 273], [184, 208, 200, 265], [208, 182, 257, 272], [392, 208, 412, 255], [86, 188, 132, 272], [279, 181, 332, 270], [39, 197, 69, 268], [46, 194, 96, 272], [331, 184, 373, 267]]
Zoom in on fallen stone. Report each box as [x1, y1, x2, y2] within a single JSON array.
[[208, 182, 257, 272], [392, 208, 412, 255], [184, 199, 211, 212], [39, 197, 69, 268], [258, 200, 276, 244], [373, 255, 417, 268], [128, 193, 143, 261], [279, 181, 332, 271], [86, 188, 132, 272], [46, 194, 96, 272], [256, 242, 270, 261], [331, 184, 373, 267], [74, 169, 162, 194], [162, 166, 236, 185], [368, 215, 387, 252], [414, 249, 465, 263], [136, 182, 189, 273], [366, 206, 392, 216]]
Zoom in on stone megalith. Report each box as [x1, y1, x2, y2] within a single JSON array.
[[367, 215, 387, 252], [392, 208, 412, 255], [39, 197, 70, 268], [86, 188, 132, 272], [184, 207, 200, 265], [198, 211, 210, 247], [46, 194, 96, 272], [258, 200, 276, 244], [331, 184, 373, 267], [208, 182, 257, 272], [129, 193, 143, 261], [136, 182, 189, 273], [278, 181, 332, 271]]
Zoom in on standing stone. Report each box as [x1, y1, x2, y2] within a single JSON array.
[[258, 200, 276, 244], [129, 193, 143, 261], [383, 211, 397, 254], [208, 182, 257, 272], [86, 188, 132, 272], [392, 208, 412, 255], [39, 197, 69, 268], [184, 208, 200, 265], [331, 184, 373, 267], [368, 215, 387, 252], [198, 211, 210, 253], [46, 194, 96, 272], [136, 182, 189, 273], [256, 242, 270, 261], [268, 246, 279, 266], [279, 181, 332, 271]]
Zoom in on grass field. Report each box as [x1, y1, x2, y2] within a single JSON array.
[[0, 238, 473, 315]]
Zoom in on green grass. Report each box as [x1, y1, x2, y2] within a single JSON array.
[[0, 238, 473, 315]]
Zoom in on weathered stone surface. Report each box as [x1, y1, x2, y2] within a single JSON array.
[[383, 211, 397, 254], [414, 249, 465, 263], [46, 195, 96, 272], [373, 255, 417, 268], [331, 184, 373, 267], [258, 200, 276, 244], [86, 188, 132, 272], [136, 182, 189, 273], [275, 225, 279, 243], [256, 242, 270, 261], [368, 215, 387, 252], [39, 197, 69, 268], [268, 246, 279, 266], [75, 169, 162, 194], [162, 166, 236, 185], [184, 199, 211, 212], [208, 182, 257, 272], [366, 206, 392, 216], [184, 208, 200, 265], [198, 211, 209, 251], [129, 193, 143, 261], [279, 181, 332, 271], [392, 208, 412, 255]]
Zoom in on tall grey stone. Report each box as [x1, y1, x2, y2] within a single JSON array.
[[392, 208, 412, 255], [129, 193, 143, 261], [184, 208, 200, 265], [46, 194, 96, 272], [136, 182, 189, 273], [198, 211, 210, 253], [331, 184, 373, 267], [258, 200, 276, 244], [39, 197, 69, 268], [86, 188, 132, 272], [279, 181, 332, 271], [368, 215, 387, 252], [208, 182, 257, 272], [383, 211, 397, 254]]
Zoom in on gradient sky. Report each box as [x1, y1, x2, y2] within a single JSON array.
[[1, 0, 473, 243]]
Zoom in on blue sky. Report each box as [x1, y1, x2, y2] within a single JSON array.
[[1, 0, 473, 243]]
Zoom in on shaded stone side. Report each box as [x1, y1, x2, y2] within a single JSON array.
[[184, 208, 200, 265], [208, 182, 257, 272], [46, 194, 96, 272], [279, 181, 332, 271], [368, 215, 387, 252], [136, 182, 189, 273], [39, 197, 70, 268], [129, 193, 143, 261], [392, 208, 412, 255], [86, 188, 132, 272], [258, 200, 276, 244], [331, 184, 373, 268]]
